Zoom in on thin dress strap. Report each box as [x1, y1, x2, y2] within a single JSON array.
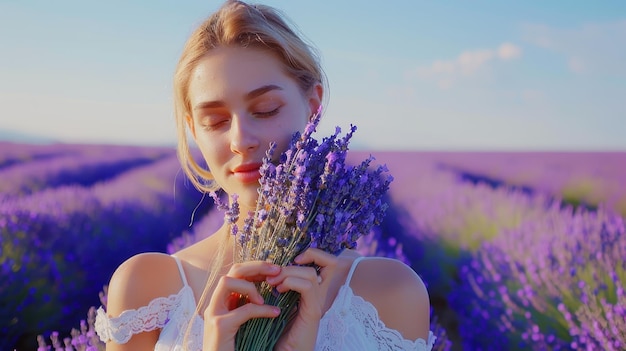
[[171, 255, 189, 287], [344, 256, 368, 286]]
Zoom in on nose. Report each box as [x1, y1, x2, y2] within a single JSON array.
[[230, 114, 260, 154]]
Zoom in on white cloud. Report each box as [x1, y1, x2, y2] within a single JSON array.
[[457, 49, 494, 75], [429, 60, 456, 75], [409, 42, 523, 89], [498, 42, 523, 60], [522, 20, 626, 75]]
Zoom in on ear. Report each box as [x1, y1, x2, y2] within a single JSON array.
[[307, 83, 323, 118], [185, 114, 197, 140]]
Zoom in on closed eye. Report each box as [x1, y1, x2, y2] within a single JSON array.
[[200, 115, 230, 130], [253, 107, 280, 118]]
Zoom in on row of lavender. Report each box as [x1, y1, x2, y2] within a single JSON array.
[[9, 144, 624, 350], [1, 142, 211, 350], [24, 146, 453, 350], [0, 142, 173, 198], [424, 151, 626, 217], [138, 151, 626, 350], [33, 206, 451, 351], [356, 152, 625, 350]]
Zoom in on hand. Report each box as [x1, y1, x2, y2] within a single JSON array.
[[267, 248, 339, 351], [203, 261, 282, 351]]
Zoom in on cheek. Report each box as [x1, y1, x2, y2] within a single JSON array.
[[196, 137, 225, 171], [274, 109, 308, 143]]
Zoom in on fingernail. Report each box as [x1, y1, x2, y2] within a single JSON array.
[[272, 306, 281, 315], [294, 255, 302, 264], [269, 264, 280, 273]]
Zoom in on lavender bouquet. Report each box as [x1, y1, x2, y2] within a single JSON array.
[[211, 110, 392, 350]]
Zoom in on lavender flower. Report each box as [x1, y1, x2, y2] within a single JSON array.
[[0, 143, 169, 198], [215, 109, 393, 350], [1, 150, 207, 350], [451, 204, 626, 350], [37, 308, 106, 351]]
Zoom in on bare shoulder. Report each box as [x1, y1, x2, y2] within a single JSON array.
[[106, 252, 184, 317], [350, 257, 431, 341]]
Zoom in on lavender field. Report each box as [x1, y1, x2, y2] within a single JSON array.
[[2, 141, 625, 350]]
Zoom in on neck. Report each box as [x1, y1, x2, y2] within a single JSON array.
[[215, 222, 236, 266]]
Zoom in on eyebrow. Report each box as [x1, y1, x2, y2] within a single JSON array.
[[193, 84, 283, 111]]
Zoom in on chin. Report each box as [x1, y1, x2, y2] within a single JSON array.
[[235, 187, 261, 211]]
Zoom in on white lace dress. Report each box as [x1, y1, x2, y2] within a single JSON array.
[[95, 256, 436, 350]]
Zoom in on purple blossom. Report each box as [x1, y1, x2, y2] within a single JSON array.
[[215, 108, 393, 350], [2, 147, 208, 350], [0, 143, 170, 198], [451, 204, 626, 350], [14, 142, 624, 350], [37, 305, 106, 351]]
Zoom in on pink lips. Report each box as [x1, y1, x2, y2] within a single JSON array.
[[232, 162, 262, 183]]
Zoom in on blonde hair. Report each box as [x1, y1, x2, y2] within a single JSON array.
[[173, 1, 326, 347], [174, 0, 326, 193]]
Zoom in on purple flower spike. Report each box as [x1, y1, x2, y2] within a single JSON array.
[[212, 107, 393, 350]]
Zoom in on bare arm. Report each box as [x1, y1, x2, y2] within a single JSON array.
[[103, 253, 182, 351], [350, 258, 431, 341]]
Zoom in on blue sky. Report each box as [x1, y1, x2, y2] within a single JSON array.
[[0, 0, 624, 150]]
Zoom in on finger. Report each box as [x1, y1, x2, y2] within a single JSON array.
[[293, 248, 336, 267], [228, 261, 281, 281], [207, 304, 281, 334], [273, 277, 323, 319], [224, 303, 281, 327], [265, 265, 318, 286], [274, 276, 317, 294], [293, 248, 337, 282]]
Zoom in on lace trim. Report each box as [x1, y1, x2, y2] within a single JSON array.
[[158, 311, 204, 351], [319, 286, 436, 351], [95, 286, 190, 344], [352, 292, 436, 350]]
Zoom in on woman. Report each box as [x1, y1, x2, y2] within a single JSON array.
[[95, 1, 435, 350]]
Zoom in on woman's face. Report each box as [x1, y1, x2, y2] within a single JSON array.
[[187, 46, 320, 209]]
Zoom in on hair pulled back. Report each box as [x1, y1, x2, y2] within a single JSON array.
[[174, 0, 325, 193]]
